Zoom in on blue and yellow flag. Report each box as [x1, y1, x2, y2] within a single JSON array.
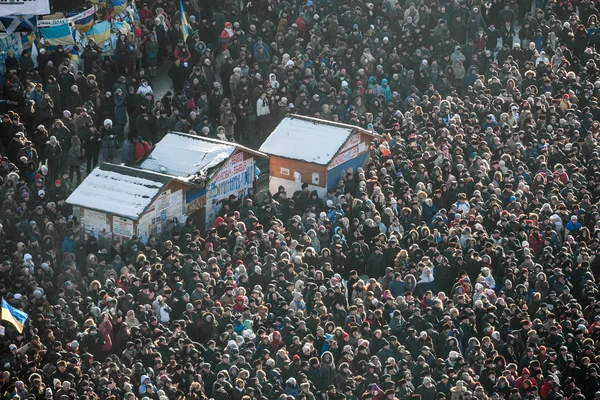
[[85, 20, 111, 44], [1, 298, 28, 333], [39, 23, 75, 46], [111, 0, 127, 15], [180, 0, 190, 42]]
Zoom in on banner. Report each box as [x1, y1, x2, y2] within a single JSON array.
[[71, 7, 95, 33], [37, 18, 69, 28], [0, 0, 50, 17], [0, 15, 36, 33], [39, 23, 75, 46], [69, 7, 96, 23], [37, 7, 95, 28]]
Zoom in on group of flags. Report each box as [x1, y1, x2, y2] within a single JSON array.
[[1, 0, 129, 48]]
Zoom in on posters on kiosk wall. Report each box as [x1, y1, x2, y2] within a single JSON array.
[[0, 0, 50, 17]]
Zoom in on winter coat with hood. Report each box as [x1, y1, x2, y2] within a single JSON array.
[[416, 267, 436, 295], [114, 92, 127, 126], [450, 381, 468, 400], [309, 357, 331, 391], [269, 74, 280, 91], [404, 274, 417, 293], [67, 136, 83, 167], [285, 378, 301, 397], [46, 79, 61, 104], [220, 110, 237, 138], [138, 375, 153, 395], [45, 137, 62, 164], [390, 277, 405, 297], [120, 137, 134, 164]]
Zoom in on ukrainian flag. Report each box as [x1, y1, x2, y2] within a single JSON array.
[[85, 20, 111, 44], [39, 23, 75, 46], [180, 0, 190, 41], [111, 0, 127, 15], [1, 298, 28, 333]]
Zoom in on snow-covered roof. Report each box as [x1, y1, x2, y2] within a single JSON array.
[[259, 115, 371, 165], [140, 132, 266, 180], [67, 164, 169, 219]]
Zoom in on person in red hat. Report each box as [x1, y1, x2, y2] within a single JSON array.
[[219, 22, 233, 50]]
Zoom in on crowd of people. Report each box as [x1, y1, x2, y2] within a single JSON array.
[[3, 0, 600, 399]]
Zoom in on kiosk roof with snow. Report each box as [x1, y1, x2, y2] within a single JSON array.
[[259, 115, 377, 197], [66, 163, 170, 220], [259, 115, 373, 165], [139, 132, 267, 182]]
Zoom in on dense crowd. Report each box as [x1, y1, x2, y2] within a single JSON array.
[[3, 0, 600, 399]]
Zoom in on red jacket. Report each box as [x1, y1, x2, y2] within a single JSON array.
[[134, 141, 151, 160], [295, 17, 306, 34], [173, 46, 191, 62], [540, 381, 552, 400], [138, 8, 154, 23]]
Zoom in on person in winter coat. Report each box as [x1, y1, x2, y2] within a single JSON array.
[[144, 34, 159, 76], [168, 59, 188, 93], [83, 125, 101, 174], [81, 41, 100, 76], [49, 120, 70, 160], [565, 215, 582, 239], [155, 110, 170, 141], [256, 92, 270, 136], [415, 377, 437, 400], [219, 22, 233, 50], [101, 119, 117, 162], [390, 273, 405, 297], [18, 141, 39, 167], [136, 80, 153, 97], [174, 43, 192, 66], [113, 88, 127, 138], [7, 133, 25, 164], [135, 112, 154, 143], [220, 108, 237, 140], [67, 135, 83, 184], [65, 85, 82, 113], [100, 91, 114, 124], [45, 136, 62, 181], [285, 378, 301, 398], [45, 76, 61, 112], [134, 136, 151, 161], [5, 50, 19, 73], [28, 83, 44, 106], [115, 34, 129, 75], [152, 295, 171, 323], [416, 267, 436, 296], [120, 136, 134, 165], [98, 313, 113, 354], [19, 50, 35, 76], [61, 232, 77, 254]]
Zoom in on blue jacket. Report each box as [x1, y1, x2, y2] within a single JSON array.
[[390, 279, 405, 298], [121, 138, 134, 164], [565, 220, 582, 232], [61, 234, 77, 254]]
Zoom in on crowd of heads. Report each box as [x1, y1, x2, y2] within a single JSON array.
[[4, 0, 600, 399]]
